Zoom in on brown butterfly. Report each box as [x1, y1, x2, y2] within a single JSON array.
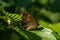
[[20, 11, 38, 30]]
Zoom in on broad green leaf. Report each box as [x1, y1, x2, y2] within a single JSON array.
[[49, 23, 60, 35], [29, 28, 57, 40], [13, 27, 31, 40]]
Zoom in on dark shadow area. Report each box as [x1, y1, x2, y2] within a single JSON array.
[[29, 27, 44, 31], [4, 6, 16, 13]]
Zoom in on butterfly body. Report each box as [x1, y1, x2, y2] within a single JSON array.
[[21, 11, 38, 30]]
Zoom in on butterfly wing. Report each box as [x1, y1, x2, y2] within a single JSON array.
[[21, 11, 38, 30]]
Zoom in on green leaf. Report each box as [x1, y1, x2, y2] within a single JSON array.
[[13, 26, 57, 40], [13, 27, 31, 40], [29, 28, 57, 40], [49, 23, 60, 35]]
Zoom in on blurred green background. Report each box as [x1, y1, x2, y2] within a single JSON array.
[[0, 0, 60, 40]]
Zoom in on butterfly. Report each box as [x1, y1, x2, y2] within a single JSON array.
[[20, 11, 38, 30]]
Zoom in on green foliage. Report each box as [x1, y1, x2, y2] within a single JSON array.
[[0, 0, 60, 40]]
